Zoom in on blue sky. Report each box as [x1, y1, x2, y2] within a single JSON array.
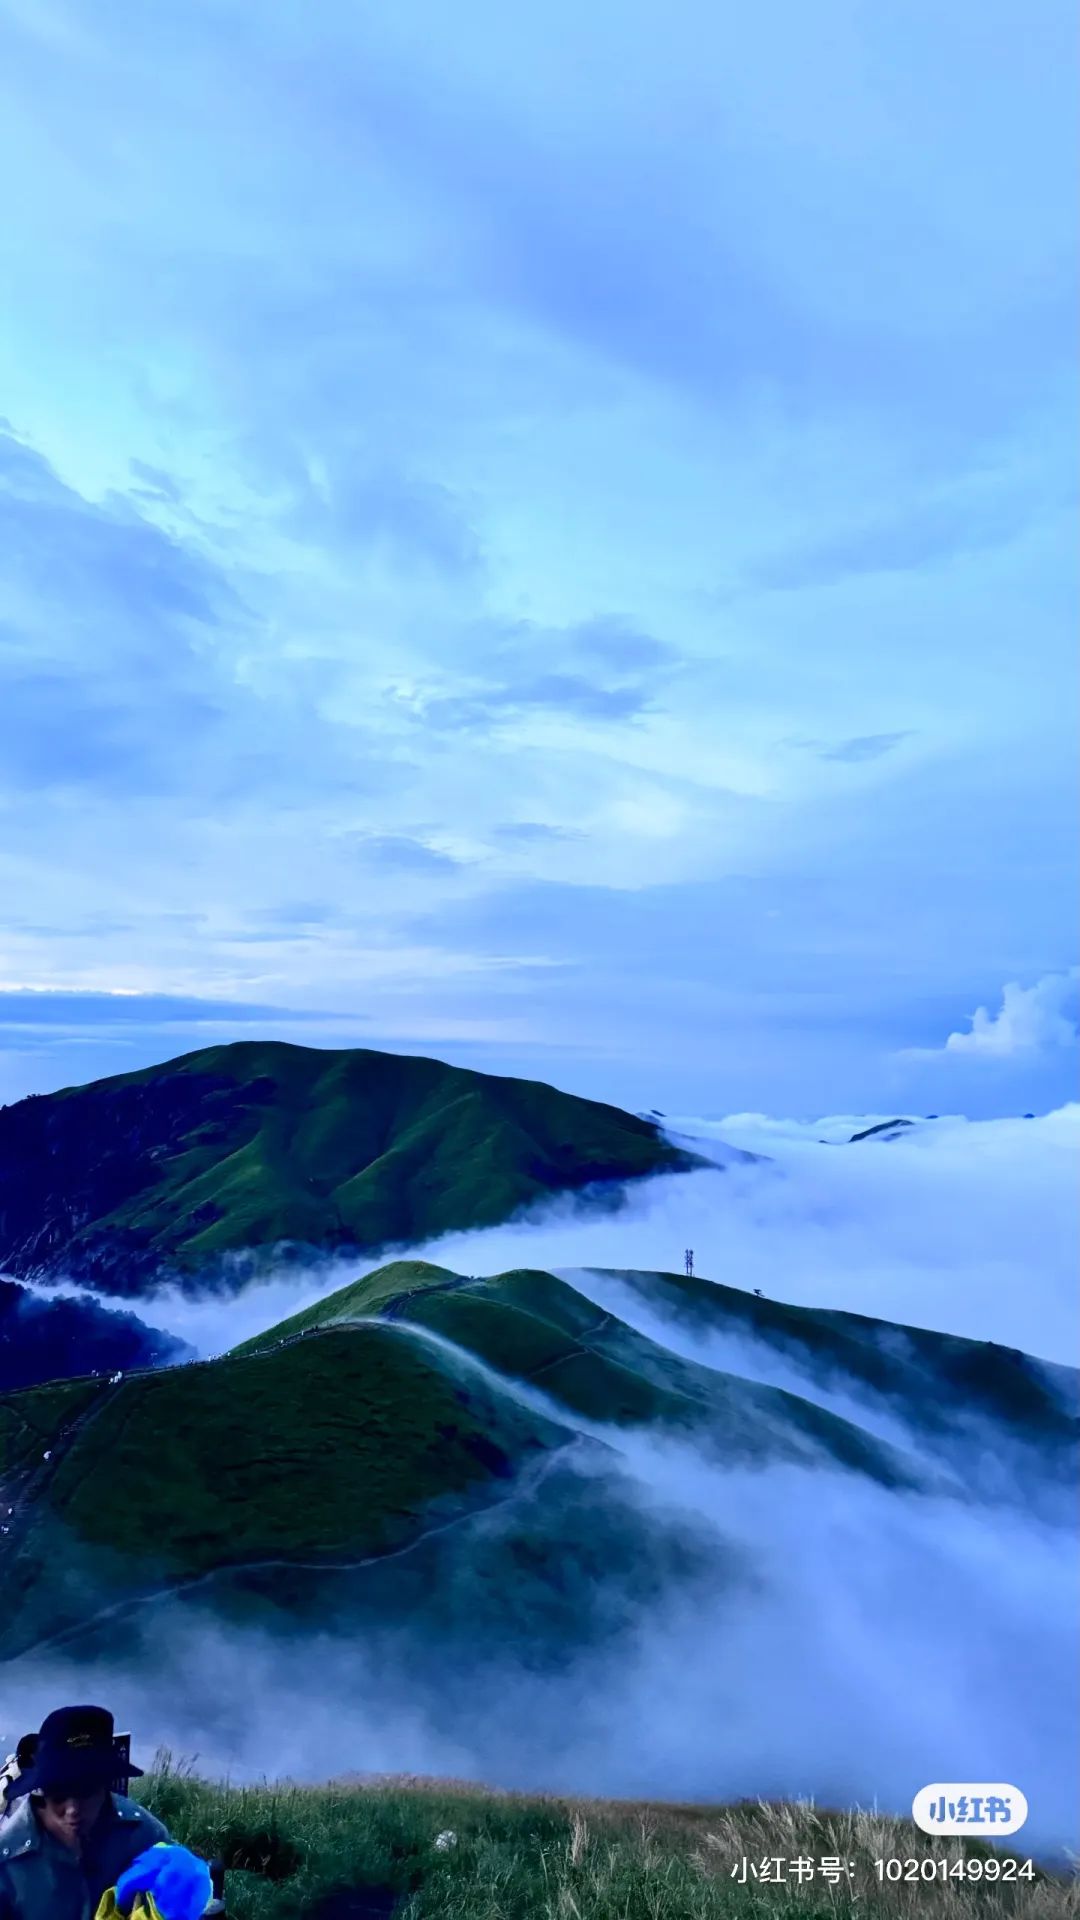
[[0, 0, 1076, 1116]]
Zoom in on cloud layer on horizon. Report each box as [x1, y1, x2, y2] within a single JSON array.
[[73, 1102, 1077, 1369]]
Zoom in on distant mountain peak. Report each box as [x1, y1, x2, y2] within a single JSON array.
[[848, 1117, 916, 1144], [0, 1041, 706, 1297]]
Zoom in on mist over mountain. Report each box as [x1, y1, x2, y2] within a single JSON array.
[[2, 1234, 1077, 1858]]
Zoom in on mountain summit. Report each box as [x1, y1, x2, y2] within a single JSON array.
[[0, 1041, 702, 1294]]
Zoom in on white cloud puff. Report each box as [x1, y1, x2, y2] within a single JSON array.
[[943, 969, 1079, 1059]]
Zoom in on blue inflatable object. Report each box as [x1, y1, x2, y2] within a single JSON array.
[[115, 1843, 213, 1920]]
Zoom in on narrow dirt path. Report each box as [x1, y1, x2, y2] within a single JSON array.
[[2, 1293, 614, 1572], [380, 1273, 487, 1321], [4, 1435, 590, 1663], [1, 1280, 618, 1659], [520, 1314, 614, 1381], [1, 1375, 120, 1565]]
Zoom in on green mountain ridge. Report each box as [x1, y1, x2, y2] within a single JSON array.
[[230, 1259, 930, 1485], [595, 1265, 1078, 1443], [0, 1040, 703, 1295], [1, 1258, 1073, 1670]]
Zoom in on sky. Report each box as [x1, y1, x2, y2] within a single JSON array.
[[0, 0, 1077, 1117]]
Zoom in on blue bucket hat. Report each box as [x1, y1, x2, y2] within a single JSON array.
[[7, 1706, 143, 1801]]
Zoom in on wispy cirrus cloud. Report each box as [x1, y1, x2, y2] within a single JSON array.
[[746, 483, 1053, 593], [820, 734, 913, 765], [349, 834, 466, 873], [786, 732, 914, 766], [0, 987, 342, 1033]]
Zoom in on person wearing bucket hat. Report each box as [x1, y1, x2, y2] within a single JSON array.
[[0, 1706, 211, 1920]]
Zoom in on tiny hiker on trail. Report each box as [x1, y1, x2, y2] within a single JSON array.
[[0, 1706, 212, 1920]]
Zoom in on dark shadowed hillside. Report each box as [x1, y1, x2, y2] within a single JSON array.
[[0, 1041, 703, 1296], [0, 1277, 190, 1392]]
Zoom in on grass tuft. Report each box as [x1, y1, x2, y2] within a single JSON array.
[[131, 1763, 1077, 1919]]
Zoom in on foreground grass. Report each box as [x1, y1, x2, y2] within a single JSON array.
[[135, 1762, 1077, 1918]]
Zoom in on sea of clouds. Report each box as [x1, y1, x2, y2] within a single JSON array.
[[3, 1105, 1078, 1859], [113, 1103, 1080, 1367], [2, 1389, 1075, 1859]]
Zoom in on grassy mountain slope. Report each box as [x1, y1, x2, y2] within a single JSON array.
[[233, 1259, 927, 1485], [0, 1041, 702, 1294], [0, 1257, 898, 1659], [0, 1313, 580, 1657], [600, 1266, 1078, 1444], [0, 1375, 105, 1476], [227, 1258, 471, 1342], [5, 1259, 1070, 1664]]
